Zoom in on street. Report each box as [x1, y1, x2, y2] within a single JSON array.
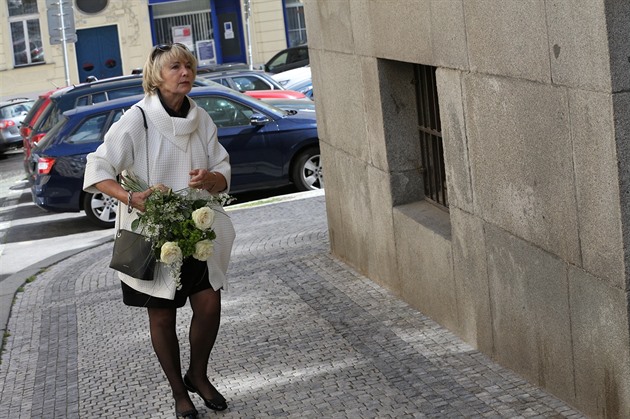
[[0, 149, 298, 283], [0, 149, 114, 283]]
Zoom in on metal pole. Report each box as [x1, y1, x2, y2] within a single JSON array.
[[58, 1, 71, 85], [245, 0, 253, 70]]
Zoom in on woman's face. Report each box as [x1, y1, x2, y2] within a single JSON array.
[[159, 54, 194, 97]]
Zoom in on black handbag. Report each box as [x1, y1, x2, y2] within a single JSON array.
[[109, 229, 156, 280], [109, 106, 156, 281]]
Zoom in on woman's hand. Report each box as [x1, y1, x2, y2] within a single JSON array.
[[95, 179, 154, 213], [129, 188, 153, 213], [189, 169, 226, 193]]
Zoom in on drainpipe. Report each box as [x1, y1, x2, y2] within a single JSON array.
[[244, 0, 253, 70]]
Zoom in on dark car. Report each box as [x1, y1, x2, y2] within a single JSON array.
[[263, 45, 309, 74], [196, 62, 249, 75], [31, 85, 322, 227], [199, 70, 284, 91], [23, 75, 213, 177], [0, 98, 34, 153]]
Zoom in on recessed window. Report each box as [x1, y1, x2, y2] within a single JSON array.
[[76, 0, 108, 14]]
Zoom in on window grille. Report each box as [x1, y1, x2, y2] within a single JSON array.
[[154, 11, 213, 48], [414, 65, 447, 208]]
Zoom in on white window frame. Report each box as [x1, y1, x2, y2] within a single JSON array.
[[8, 11, 43, 67]]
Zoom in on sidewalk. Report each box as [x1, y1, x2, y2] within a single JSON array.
[[0, 191, 586, 418]]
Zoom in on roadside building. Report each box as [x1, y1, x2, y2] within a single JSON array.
[[0, 0, 306, 99], [305, 1, 630, 417]]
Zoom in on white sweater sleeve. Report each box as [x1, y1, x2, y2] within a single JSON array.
[[83, 108, 145, 193]]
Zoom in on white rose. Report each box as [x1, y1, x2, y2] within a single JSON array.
[[160, 242, 182, 264], [192, 207, 215, 231], [193, 239, 214, 261]]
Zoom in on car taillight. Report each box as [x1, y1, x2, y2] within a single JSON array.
[[0, 120, 15, 129], [38, 157, 56, 174], [32, 132, 46, 144]]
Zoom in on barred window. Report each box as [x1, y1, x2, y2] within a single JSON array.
[[414, 65, 447, 208], [8, 0, 44, 67]]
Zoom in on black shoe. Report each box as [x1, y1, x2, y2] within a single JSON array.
[[183, 373, 228, 411], [175, 407, 198, 419]]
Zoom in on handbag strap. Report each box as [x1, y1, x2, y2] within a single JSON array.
[[136, 106, 150, 185]]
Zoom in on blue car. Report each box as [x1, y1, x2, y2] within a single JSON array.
[[31, 86, 322, 227]]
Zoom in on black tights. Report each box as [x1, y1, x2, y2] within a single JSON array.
[[148, 288, 222, 413]]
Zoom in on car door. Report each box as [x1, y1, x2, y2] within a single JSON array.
[[192, 94, 284, 191]]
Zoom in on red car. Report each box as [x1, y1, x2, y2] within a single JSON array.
[[244, 90, 307, 100], [21, 88, 60, 170]]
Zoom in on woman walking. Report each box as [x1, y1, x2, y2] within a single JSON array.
[[83, 43, 234, 419]]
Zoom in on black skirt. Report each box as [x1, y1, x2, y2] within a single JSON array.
[[121, 258, 213, 308]]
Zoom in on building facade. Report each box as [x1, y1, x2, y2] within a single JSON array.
[[304, 1, 630, 417], [0, 0, 305, 99]]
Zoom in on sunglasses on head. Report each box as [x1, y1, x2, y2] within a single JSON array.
[[151, 43, 186, 59]]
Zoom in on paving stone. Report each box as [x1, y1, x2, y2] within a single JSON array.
[[0, 195, 587, 418]]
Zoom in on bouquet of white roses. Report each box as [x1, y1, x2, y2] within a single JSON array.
[[121, 172, 234, 289]]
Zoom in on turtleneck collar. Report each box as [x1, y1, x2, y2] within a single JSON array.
[[157, 89, 190, 118]]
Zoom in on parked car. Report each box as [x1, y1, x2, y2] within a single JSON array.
[[244, 90, 307, 100], [199, 70, 284, 91], [23, 74, 214, 178], [285, 78, 314, 99], [272, 66, 311, 88], [31, 85, 322, 227], [263, 45, 309, 74], [259, 98, 316, 112], [0, 98, 34, 153], [196, 62, 249, 75], [21, 88, 61, 168]]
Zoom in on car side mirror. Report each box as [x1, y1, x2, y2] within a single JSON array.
[[250, 113, 270, 126]]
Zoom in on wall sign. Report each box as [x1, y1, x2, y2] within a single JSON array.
[[224, 22, 234, 40], [196, 40, 217, 66], [172, 25, 194, 51]]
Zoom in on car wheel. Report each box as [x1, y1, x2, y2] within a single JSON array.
[[83, 192, 117, 228], [292, 147, 323, 191]]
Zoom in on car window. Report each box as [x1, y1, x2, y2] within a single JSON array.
[[11, 103, 32, 116], [211, 78, 231, 88], [38, 107, 59, 132], [112, 109, 125, 124], [22, 96, 46, 126], [193, 96, 254, 128], [91, 92, 107, 104], [233, 76, 270, 91], [66, 113, 108, 144], [1, 103, 29, 118], [268, 52, 288, 70], [293, 47, 308, 62], [76, 96, 89, 107], [108, 86, 144, 100]]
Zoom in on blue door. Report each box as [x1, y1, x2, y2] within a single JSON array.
[[75, 25, 123, 82], [212, 0, 246, 64]]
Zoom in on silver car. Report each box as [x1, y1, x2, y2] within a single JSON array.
[[0, 98, 34, 153]]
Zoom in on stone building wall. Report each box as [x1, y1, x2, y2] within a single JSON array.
[[303, 0, 630, 416]]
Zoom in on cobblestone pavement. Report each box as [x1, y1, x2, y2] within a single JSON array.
[[0, 194, 587, 418]]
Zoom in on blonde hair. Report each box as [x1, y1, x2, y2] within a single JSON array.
[[142, 43, 198, 95]]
